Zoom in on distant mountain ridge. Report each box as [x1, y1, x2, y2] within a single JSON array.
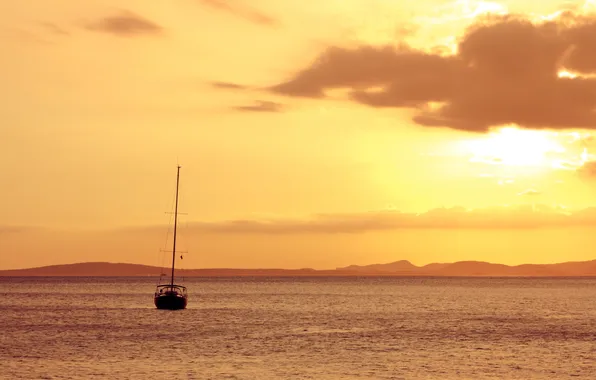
[[1, 259, 596, 276], [337, 260, 596, 277]]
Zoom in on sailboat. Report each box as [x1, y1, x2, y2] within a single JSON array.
[[154, 165, 188, 310]]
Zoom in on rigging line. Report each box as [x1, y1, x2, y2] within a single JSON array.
[[181, 219, 191, 276], [170, 165, 182, 288], [178, 212, 195, 280], [176, 211, 187, 283], [156, 219, 172, 285], [156, 178, 178, 286], [157, 217, 173, 285], [176, 179, 187, 283]]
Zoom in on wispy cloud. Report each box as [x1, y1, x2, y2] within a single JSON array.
[[85, 11, 162, 37], [0, 28, 50, 44], [7, 205, 596, 235], [198, 0, 277, 27], [152, 204, 596, 234], [264, 11, 596, 132], [39, 22, 70, 36], [0, 225, 38, 234], [233, 100, 283, 113], [211, 81, 250, 90], [517, 189, 542, 196]]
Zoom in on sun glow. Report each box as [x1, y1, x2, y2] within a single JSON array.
[[461, 0, 508, 19], [557, 70, 596, 79], [463, 127, 566, 167], [462, 128, 596, 173], [415, 0, 508, 25], [558, 70, 579, 79]]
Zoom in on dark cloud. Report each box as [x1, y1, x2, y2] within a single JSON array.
[[179, 205, 596, 234], [233, 100, 283, 112], [85, 11, 162, 36], [268, 13, 596, 132], [578, 161, 596, 177], [199, 0, 277, 27]]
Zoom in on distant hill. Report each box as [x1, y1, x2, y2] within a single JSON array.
[[340, 260, 418, 273], [1, 259, 595, 277], [336, 260, 596, 277], [0, 262, 330, 277]]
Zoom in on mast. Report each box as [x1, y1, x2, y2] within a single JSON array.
[[170, 165, 181, 287]]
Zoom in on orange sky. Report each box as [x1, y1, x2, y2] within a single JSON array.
[[3, 0, 596, 270]]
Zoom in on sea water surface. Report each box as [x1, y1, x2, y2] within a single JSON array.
[[0, 277, 594, 379]]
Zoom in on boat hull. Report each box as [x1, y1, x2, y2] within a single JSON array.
[[154, 294, 188, 310]]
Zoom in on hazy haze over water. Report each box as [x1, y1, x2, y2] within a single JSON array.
[[1, 277, 594, 379]]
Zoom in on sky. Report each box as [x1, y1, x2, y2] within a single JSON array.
[[3, 0, 596, 270]]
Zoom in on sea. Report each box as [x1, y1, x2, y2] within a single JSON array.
[[0, 277, 594, 380]]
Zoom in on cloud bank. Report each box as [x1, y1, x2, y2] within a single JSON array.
[[266, 12, 596, 132], [578, 160, 596, 177]]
